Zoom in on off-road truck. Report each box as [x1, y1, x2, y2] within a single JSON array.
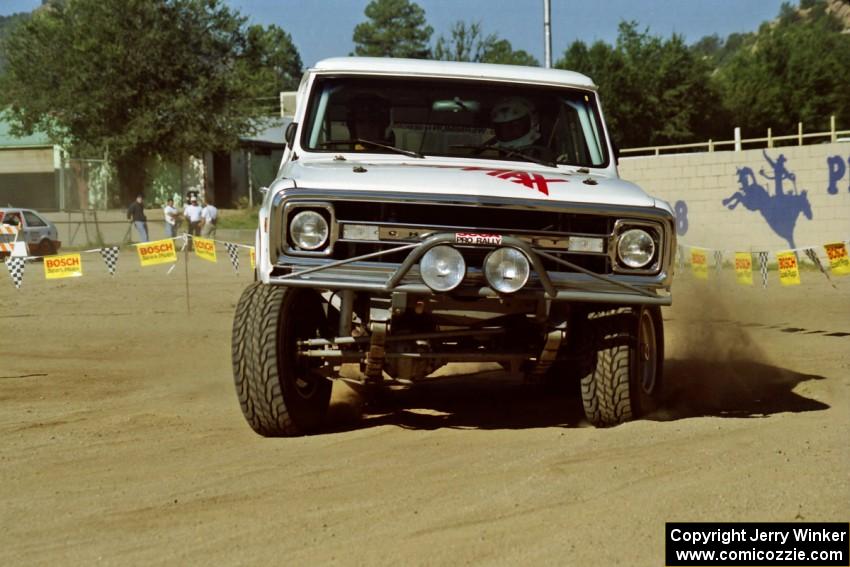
[[232, 57, 675, 436]]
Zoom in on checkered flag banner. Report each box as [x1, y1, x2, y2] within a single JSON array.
[[804, 247, 835, 288], [757, 251, 769, 289], [714, 250, 724, 276], [224, 242, 240, 274], [5, 256, 25, 289], [99, 246, 120, 276]]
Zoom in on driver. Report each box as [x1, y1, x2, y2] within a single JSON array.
[[489, 96, 552, 160], [346, 93, 392, 147], [2, 213, 21, 228]]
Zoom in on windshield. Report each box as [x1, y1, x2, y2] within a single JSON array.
[[302, 76, 609, 168]]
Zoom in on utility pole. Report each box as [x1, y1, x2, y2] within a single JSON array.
[[544, 0, 552, 68]]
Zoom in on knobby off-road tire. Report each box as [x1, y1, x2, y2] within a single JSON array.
[[581, 306, 664, 427], [231, 284, 332, 436], [232, 282, 262, 425]]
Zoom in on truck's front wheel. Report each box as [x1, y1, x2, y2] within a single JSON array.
[[581, 306, 663, 427], [232, 284, 332, 436]]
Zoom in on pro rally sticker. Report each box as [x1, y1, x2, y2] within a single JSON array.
[[455, 233, 502, 246]]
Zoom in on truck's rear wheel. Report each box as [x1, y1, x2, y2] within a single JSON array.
[[581, 306, 663, 427], [232, 284, 332, 436]]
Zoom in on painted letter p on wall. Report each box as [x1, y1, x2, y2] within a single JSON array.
[[826, 155, 849, 195]]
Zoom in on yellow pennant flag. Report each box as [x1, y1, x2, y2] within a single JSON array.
[[734, 252, 753, 286], [776, 250, 801, 286], [194, 237, 217, 263], [43, 253, 83, 279], [690, 247, 709, 280], [824, 242, 850, 276], [250, 247, 256, 270], [137, 239, 177, 266]]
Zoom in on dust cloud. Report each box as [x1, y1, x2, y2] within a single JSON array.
[[657, 285, 825, 420], [665, 285, 768, 363]]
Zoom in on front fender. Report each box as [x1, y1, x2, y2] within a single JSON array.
[[258, 177, 297, 283]]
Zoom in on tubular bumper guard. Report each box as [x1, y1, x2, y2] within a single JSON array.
[[271, 233, 671, 306]]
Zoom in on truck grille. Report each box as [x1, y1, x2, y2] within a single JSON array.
[[333, 201, 612, 234], [328, 200, 613, 275]]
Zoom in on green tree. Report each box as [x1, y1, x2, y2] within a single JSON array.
[[352, 0, 433, 58], [556, 22, 723, 147], [0, 12, 30, 70], [244, 24, 303, 92], [433, 21, 539, 66], [690, 32, 752, 67], [0, 0, 302, 201], [714, 1, 850, 136], [481, 38, 539, 66], [433, 21, 491, 62]]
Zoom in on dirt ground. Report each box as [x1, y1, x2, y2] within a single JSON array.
[[1, 254, 848, 566]]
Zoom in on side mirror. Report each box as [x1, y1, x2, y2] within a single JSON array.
[[611, 140, 620, 166], [285, 122, 297, 146]]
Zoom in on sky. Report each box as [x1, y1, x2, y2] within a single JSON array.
[[1, 0, 791, 67]]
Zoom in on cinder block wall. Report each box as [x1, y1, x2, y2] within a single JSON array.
[[618, 143, 850, 251]]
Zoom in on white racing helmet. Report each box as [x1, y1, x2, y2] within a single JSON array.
[[490, 97, 541, 149]]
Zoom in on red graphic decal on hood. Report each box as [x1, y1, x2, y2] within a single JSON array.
[[460, 167, 566, 196], [394, 163, 568, 196]]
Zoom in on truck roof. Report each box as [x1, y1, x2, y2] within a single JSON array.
[[311, 57, 597, 90]]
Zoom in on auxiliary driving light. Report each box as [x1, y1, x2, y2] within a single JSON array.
[[484, 247, 530, 294], [289, 210, 329, 250], [617, 228, 656, 268], [420, 245, 466, 292]]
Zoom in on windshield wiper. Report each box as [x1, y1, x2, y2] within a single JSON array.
[[450, 143, 558, 168], [320, 138, 425, 159]]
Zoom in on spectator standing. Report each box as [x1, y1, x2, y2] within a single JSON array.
[[163, 198, 180, 238], [183, 195, 203, 250], [201, 198, 218, 238], [126, 194, 148, 242]]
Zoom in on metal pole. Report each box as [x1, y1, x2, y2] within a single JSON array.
[[58, 149, 67, 211], [247, 150, 253, 209], [543, 0, 552, 68], [184, 237, 191, 314]]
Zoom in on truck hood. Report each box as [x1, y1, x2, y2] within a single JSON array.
[[282, 159, 655, 208]]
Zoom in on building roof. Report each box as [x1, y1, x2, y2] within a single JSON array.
[[0, 112, 53, 148], [239, 117, 291, 148], [311, 57, 596, 90]]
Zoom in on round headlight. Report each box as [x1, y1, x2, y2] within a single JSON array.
[[290, 210, 329, 251], [420, 245, 465, 292], [617, 228, 656, 268], [484, 247, 530, 294]]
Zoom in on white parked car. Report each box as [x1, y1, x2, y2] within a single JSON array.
[[232, 57, 676, 436], [0, 207, 61, 257]]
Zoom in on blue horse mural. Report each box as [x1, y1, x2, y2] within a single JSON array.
[[722, 150, 812, 249]]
